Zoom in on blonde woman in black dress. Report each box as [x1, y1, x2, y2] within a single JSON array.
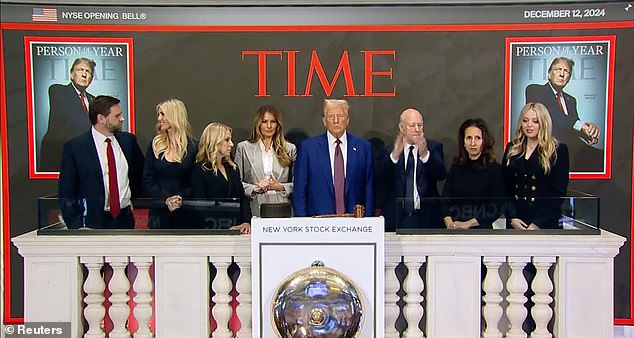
[[502, 102, 569, 230], [142, 98, 197, 229], [191, 123, 251, 233]]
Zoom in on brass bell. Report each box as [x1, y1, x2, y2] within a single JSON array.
[[271, 260, 364, 337]]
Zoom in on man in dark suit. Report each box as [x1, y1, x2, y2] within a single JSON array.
[[525, 56, 602, 172], [292, 99, 375, 217], [40, 57, 96, 172], [380, 108, 447, 231], [58, 95, 144, 229]]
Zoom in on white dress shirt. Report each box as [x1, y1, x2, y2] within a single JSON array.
[[548, 82, 583, 131], [91, 128, 131, 211], [390, 142, 430, 210], [259, 140, 277, 195], [326, 131, 347, 184]]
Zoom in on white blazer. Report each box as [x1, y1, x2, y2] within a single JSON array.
[[234, 140, 296, 216]]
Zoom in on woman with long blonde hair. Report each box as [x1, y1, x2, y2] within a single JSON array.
[[143, 98, 197, 229], [502, 102, 569, 230], [234, 105, 296, 216], [191, 123, 251, 233]]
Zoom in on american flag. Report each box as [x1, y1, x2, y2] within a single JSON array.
[[32, 7, 58, 22]]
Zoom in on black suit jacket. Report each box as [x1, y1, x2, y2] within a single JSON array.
[[525, 83, 581, 144], [40, 83, 94, 172], [526, 83, 602, 172], [502, 142, 569, 229], [380, 139, 447, 230], [190, 161, 252, 228], [58, 130, 144, 229]]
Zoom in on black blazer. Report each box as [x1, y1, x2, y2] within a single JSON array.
[[40, 83, 94, 172], [502, 142, 569, 229], [190, 161, 252, 227], [58, 130, 144, 229], [379, 139, 447, 230]]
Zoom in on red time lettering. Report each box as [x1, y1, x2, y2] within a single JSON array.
[[241, 50, 396, 97]]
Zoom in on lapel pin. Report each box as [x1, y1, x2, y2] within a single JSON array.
[[353, 147, 357, 151]]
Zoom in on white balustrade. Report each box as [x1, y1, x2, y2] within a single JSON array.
[[81, 256, 106, 338], [106, 256, 131, 338], [12, 228, 625, 338], [482, 256, 505, 338], [131, 256, 154, 338], [531, 256, 556, 338], [384, 257, 401, 338], [506, 257, 530, 338], [402, 256, 425, 337], [210, 258, 233, 338], [234, 259, 252, 338]]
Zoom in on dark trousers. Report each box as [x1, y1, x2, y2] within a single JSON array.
[[100, 206, 135, 229]]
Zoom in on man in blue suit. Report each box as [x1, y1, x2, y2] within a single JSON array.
[[380, 108, 447, 231], [293, 99, 374, 217], [58, 95, 144, 229]]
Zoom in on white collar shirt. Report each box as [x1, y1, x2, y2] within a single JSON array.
[[326, 131, 347, 184], [91, 128, 131, 210]]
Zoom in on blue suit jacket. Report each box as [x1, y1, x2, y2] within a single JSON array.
[[58, 130, 144, 229], [292, 132, 374, 216], [379, 139, 447, 230]]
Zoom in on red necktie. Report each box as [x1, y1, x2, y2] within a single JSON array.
[[79, 92, 88, 113], [334, 139, 345, 214], [105, 138, 120, 218], [556, 92, 565, 114]]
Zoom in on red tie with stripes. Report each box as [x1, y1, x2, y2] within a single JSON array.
[[105, 138, 120, 218], [79, 92, 88, 113], [556, 92, 565, 114]]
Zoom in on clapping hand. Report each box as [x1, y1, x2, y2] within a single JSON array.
[[391, 134, 405, 159], [413, 132, 429, 158]]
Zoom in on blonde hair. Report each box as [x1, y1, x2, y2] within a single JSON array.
[[195, 122, 236, 174], [506, 102, 559, 173], [152, 98, 192, 162], [247, 105, 292, 167]]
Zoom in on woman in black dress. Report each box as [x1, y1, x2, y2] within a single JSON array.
[[191, 123, 251, 233], [142, 98, 197, 229], [502, 102, 569, 230], [442, 118, 505, 229]]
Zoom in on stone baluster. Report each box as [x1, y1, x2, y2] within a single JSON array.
[[106, 257, 131, 338], [506, 256, 530, 338], [131, 256, 154, 338], [385, 257, 400, 338], [482, 256, 505, 338], [211, 258, 233, 338], [403, 256, 426, 338], [234, 259, 252, 338], [531, 257, 556, 338], [81, 256, 106, 338]]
